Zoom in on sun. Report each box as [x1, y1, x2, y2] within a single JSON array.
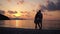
[[15, 14, 20, 16], [13, 13, 22, 17]]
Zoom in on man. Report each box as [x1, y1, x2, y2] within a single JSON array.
[[34, 10, 43, 29]]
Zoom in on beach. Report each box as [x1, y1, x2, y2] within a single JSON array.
[[0, 27, 60, 34]]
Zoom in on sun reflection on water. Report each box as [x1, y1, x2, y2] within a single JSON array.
[[16, 20, 22, 28]]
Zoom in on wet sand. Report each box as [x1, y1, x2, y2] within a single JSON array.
[[0, 27, 60, 34]]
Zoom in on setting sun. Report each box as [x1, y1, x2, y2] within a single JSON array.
[[13, 13, 22, 17]]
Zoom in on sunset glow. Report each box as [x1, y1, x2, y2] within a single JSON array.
[[0, 0, 60, 20], [13, 13, 22, 17]]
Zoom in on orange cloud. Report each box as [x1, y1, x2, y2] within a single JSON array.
[[7, 0, 11, 3], [17, 0, 24, 5], [0, 4, 2, 6]]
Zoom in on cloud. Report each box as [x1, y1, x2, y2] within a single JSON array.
[[47, 1, 56, 11], [41, 5, 47, 11], [17, 0, 24, 5], [41, 0, 60, 11], [0, 4, 2, 6], [8, 10, 17, 14], [56, 0, 60, 10], [7, 0, 11, 2], [7, 0, 12, 4], [0, 10, 5, 14]]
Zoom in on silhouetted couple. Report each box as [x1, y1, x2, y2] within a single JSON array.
[[34, 10, 43, 30]]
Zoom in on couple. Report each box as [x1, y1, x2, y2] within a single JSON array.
[[34, 10, 43, 30]]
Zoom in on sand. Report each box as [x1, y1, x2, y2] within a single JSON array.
[[0, 27, 60, 34]]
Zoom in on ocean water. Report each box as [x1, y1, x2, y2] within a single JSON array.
[[0, 20, 60, 30]]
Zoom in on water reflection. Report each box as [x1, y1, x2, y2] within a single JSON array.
[[0, 20, 35, 29], [0, 20, 60, 29], [0, 20, 16, 28], [15, 20, 35, 29], [0, 20, 5, 27], [4, 20, 16, 27], [16, 20, 23, 28]]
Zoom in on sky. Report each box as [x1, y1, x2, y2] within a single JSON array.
[[0, 0, 60, 20]]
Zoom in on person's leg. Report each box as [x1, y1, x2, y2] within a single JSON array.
[[38, 23, 41, 29], [35, 23, 37, 29], [40, 23, 42, 29], [38, 23, 42, 30]]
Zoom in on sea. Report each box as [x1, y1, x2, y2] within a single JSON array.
[[0, 20, 60, 30]]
